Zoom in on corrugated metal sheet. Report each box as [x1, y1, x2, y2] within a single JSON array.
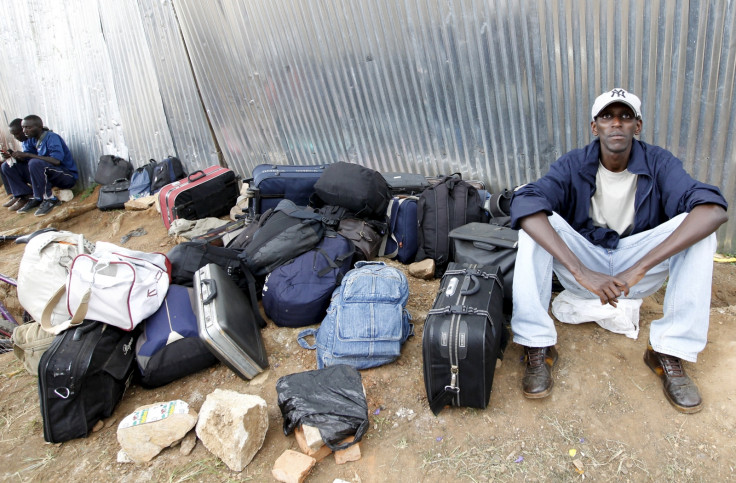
[[0, 0, 734, 250]]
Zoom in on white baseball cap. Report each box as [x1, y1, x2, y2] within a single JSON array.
[[591, 88, 642, 121]]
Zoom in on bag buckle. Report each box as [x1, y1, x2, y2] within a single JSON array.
[[54, 387, 71, 399]]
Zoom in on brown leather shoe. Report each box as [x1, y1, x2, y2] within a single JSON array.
[[8, 196, 29, 211], [644, 345, 703, 414], [522, 345, 558, 399]]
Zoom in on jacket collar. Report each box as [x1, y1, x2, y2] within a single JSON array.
[[583, 139, 649, 180]]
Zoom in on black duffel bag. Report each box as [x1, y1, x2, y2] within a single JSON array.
[[310, 162, 391, 220], [94, 155, 133, 185]]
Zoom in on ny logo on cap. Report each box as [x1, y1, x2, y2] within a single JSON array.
[[611, 89, 627, 98]]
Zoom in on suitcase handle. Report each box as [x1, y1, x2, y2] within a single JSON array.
[[187, 170, 206, 183], [201, 278, 217, 304], [460, 275, 481, 296]]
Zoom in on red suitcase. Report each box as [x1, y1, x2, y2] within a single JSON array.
[[158, 166, 239, 229]]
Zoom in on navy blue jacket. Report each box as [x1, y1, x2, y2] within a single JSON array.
[[510, 139, 728, 249]]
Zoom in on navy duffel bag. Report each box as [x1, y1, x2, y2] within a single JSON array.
[[135, 284, 218, 388]]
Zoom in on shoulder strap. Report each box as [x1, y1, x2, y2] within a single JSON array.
[[275, 200, 322, 222], [237, 260, 267, 329], [435, 184, 450, 265], [40, 285, 88, 335]]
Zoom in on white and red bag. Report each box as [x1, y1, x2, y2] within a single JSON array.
[[41, 242, 171, 334]]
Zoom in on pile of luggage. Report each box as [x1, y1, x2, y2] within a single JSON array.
[[11, 159, 520, 452]]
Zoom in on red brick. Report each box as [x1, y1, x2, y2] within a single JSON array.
[[272, 450, 316, 483], [334, 437, 361, 465], [295, 426, 332, 462]]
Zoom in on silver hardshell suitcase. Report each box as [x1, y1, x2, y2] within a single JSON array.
[[194, 263, 268, 379]]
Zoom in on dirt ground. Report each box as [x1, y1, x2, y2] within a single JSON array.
[[0, 187, 734, 483]]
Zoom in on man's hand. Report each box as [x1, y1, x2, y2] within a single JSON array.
[[520, 212, 628, 307], [11, 151, 31, 160], [575, 266, 628, 307]]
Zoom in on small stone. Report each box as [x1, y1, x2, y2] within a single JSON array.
[[408, 259, 435, 279], [117, 450, 133, 463], [179, 431, 197, 455], [92, 420, 105, 433]]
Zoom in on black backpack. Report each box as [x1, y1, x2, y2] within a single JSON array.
[[38, 321, 136, 443], [311, 162, 392, 220], [150, 156, 187, 193], [416, 175, 487, 275], [240, 200, 326, 276]]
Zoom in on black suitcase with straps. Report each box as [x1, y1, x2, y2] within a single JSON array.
[[38, 320, 137, 443], [422, 262, 507, 415]]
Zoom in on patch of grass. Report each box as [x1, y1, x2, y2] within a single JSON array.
[[163, 457, 231, 483], [77, 183, 97, 201], [372, 415, 390, 431], [394, 437, 408, 449], [18, 449, 57, 474]]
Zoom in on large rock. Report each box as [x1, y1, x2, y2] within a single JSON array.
[[195, 389, 268, 472], [117, 400, 198, 463]]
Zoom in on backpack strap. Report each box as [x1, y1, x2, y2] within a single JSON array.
[[297, 328, 318, 349], [434, 183, 450, 266], [237, 260, 267, 329], [275, 200, 323, 223], [378, 199, 399, 258]]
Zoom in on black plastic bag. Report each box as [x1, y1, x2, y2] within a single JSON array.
[[276, 365, 369, 451]]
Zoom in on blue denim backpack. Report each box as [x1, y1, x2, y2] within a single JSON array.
[[297, 261, 413, 370]]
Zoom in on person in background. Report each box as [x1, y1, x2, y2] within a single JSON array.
[[1, 118, 37, 211], [3, 115, 78, 216], [509, 88, 728, 413]]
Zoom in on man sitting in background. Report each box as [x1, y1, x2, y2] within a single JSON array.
[[509, 88, 727, 413], [1, 118, 37, 211], [2, 115, 78, 216]]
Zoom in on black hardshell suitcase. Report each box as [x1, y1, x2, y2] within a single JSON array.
[[38, 320, 137, 443], [246, 163, 327, 217], [194, 263, 268, 380], [422, 263, 506, 415], [381, 172, 430, 196]]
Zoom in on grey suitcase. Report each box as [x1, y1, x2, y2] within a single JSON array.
[[194, 263, 268, 380]]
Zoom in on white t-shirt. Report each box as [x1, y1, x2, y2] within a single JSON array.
[[589, 162, 638, 236]]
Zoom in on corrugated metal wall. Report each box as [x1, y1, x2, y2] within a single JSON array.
[[0, 0, 734, 250]]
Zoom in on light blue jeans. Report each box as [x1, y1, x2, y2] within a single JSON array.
[[511, 213, 717, 362]]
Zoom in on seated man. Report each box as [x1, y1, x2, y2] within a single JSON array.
[[510, 88, 728, 413], [2, 115, 78, 216], [1, 118, 37, 211]]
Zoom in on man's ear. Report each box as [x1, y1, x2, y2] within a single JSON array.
[[591, 121, 598, 136], [634, 119, 642, 136]]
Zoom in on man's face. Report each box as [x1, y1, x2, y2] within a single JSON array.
[[21, 119, 43, 139], [9, 126, 26, 142], [591, 103, 642, 155]]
